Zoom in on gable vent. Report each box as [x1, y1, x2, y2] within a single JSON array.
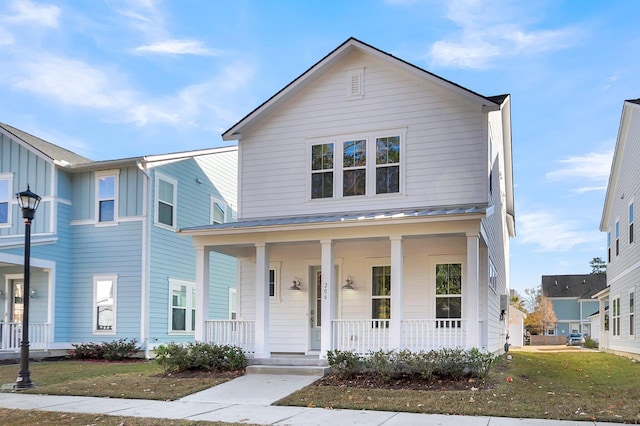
[[347, 68, 364, 99]]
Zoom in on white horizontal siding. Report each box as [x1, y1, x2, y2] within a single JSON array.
[[239, 51, 486, 219]]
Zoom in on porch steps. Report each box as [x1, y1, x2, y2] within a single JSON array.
[[246, 355, 330, 376]]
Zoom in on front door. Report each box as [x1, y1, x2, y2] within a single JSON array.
[[11, 280, 24, 323], [309, 266, 322, 351]]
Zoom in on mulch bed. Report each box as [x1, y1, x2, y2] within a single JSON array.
[[314, 373, 496, 391]]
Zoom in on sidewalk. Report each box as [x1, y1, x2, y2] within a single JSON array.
[[0, 374, 623, 426]]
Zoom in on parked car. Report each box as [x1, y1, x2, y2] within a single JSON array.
[[567, 333, 585, 346]]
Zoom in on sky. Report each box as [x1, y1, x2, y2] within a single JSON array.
[[1, 0, 639, 295]]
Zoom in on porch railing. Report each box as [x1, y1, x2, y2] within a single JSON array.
[[0, 322, 50, 351], [402, 319, 466, 351], [332, 319, 390, 354], [204, 320, 255, 355]]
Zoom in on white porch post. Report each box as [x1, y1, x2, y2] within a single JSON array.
[[194, 246, 210, 342], [320, 239, 335, 359], [255, 243, 270, 358], [465, 234, 480, 349], [389, 236, 403, 349]]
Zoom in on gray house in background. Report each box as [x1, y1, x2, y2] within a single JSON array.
[[542, 274, 607, 338]]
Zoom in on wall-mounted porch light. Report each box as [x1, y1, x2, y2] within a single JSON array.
[[289, 277, 302, 291], [342, 275, 354, 290]]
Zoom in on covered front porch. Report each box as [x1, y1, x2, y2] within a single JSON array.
[[185, 208, 493, 359]]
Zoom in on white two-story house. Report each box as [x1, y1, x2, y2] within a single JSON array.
[[183, 38, 515, 359]]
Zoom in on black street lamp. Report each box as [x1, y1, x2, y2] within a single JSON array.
[[15, 186, 41, 390]]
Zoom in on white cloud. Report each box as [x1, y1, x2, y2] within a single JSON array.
[[4, 0, 60, 28], [517, 211, 600, 252], [133, 39, 221, 56], [546, 151, 613, 182], [429, 0, 582, 69]]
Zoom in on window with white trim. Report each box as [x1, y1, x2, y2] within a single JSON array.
[[269, 262, 281, 299], [96, 171, 118, 223], [435, 263, 462, 327], [612, 296, 621, 336], [489, 258, 497, 292], [630, 291, 635, 337], [0, 174, 11, 226], [311, 143, 334, 199], [343, 139, 366, 196], [93, 275, 116, 333], [375, 136, 400, 194], [630, 201, 634, 244], [170, 279, 196, 333], [211, 196, 227, 224], [155, 174, 177, 228], [615, 220, 620, 256], [607, 231, 611, 263], [372, 266, 391, 327]]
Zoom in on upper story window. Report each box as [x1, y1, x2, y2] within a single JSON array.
[[211, 196, 228, 224], [311, 143, 334, 199], [607, 231, 612, 263], [376, 136, 400, 194], [310, 131, 403, 200], [615, 220, 620, 256], [155, 174, 177, 229], [343, 139, 366, 196], [96, 171, 118, 224], [0, 174, 11, 226], [94, 275, 117, 334], [630, 202, 634, 244]]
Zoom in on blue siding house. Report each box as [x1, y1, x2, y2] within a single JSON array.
[[0, 123, 237, 357]]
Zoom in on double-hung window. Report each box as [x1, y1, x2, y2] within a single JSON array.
[[211, 197, 227, 224], [435, 263, 462, 327], [612, 297, 621, 336], [0, 175, 11, 226], [489, 259, 497, 292], [376, 136, 400, 194], [311, 143, 334, 199], [630, 291, 635, 337], [156, 174, 177, 228], [371, 266, 391, 327], [615, 221, 620, 256], [607, 231, 612, 263], [630, 202, 635, 244], [96, 171, 117, 223], [170, 279, 196, 333], [343, 139, 366, 196], [93, 275, 117, 333]]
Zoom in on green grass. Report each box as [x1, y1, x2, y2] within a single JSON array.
[[276, 351, 640, 423]]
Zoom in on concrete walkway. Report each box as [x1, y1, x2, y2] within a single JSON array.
[[0, 374, 623, 425]]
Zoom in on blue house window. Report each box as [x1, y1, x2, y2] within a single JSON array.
[[155, 174, 177, 229], [96, 171, 118, 224], [0, 175, 11, 225], [170, 279, 195, 333]]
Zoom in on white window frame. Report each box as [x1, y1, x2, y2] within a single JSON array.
[[269, 261, 282, 301], [435, 262, 464, 325], [229, 288, 237, 320], [210, 195, 228, 224], [629, 200, 635, 245], [607, 230, 612, 263], [0, 173, 12, 227], [169, 278, 196, 334], [308, 129, 405, 201], [155, 173, 178, 230], [615, 219, 620, 256], [93, 275, 117, 334], [95, 170, 118, 225], [612, 296, 621, 337], [488, 258, 497, 293], [371, 264, 391, 326], [630, 289, 635, 338]]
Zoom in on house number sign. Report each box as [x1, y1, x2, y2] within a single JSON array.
[[323, 282, 328, 299]]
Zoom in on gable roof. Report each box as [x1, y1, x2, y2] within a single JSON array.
[[541, 274, 607, 299], [0, 122, 92, 166], [222, 37, 504, 141], [601, 99, 640, 229]]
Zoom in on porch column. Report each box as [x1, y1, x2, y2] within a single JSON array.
[[465, 234, 480, 349], [320, 239, 335, 358], [194, 246, 210, 342], [254, 243, 270, 358], [389, 236, 403, 349]]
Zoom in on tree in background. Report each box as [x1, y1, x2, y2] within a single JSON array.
[[510, 293, 526, 313], [523, 288, 557, 335], [590, 257, 606, 274]]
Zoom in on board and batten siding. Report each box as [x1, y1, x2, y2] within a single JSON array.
[[238, 51, 487, 219]]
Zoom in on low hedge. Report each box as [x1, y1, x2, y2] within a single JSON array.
[[154, 342, 246, 373]]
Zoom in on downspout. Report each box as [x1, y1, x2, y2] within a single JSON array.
[[137, 160, 151, 358]]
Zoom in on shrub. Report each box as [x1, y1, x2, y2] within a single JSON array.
[[69, 338, 140, 361], [327, 349, 363, 378], [154, 342, 246, 374], [584, 338, 599, 349]]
